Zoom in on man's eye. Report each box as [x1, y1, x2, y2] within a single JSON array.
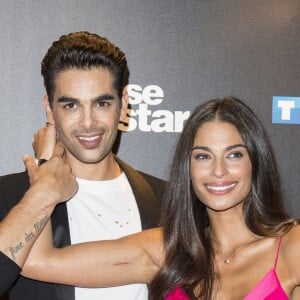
[[96, 101, 110, 107], [63, 103, 77, 110]]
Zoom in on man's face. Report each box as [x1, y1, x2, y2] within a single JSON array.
[[46, 67, 127, 166]]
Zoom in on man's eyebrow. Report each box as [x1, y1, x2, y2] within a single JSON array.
[[191, 144, 247, 152], [92, 93, 116, 102], [57, 96, 78, 103], [57, 93, 116, 104]]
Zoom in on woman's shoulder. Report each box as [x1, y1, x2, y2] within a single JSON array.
[[282, 223, 300, 244], [280, 222, 300, 250], [280, 223, 300, 284]]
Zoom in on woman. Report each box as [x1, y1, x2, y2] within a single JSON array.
[[22, 97, 300, 299]]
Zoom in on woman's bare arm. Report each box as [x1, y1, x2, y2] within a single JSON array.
[[22, 224, 164, 287], [25, 122, 164, 287], [282, 224, 300, 294]]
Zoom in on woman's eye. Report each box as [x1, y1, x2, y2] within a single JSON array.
[[228, 151, 243, 159], [194, 153, 210, 160]]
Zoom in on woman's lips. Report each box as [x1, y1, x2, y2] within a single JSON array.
[[205, 182, 237, 195]]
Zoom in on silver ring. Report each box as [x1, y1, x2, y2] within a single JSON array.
[[38, 159, 48, 166]]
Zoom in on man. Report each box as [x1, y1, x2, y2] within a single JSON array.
[[0, 146, 77, 296], [0, 31, 165, 300]]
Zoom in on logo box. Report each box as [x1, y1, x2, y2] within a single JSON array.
[[272, 96, 300, 124]]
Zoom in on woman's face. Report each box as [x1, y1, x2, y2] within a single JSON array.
[[190, 120, 252, 212]]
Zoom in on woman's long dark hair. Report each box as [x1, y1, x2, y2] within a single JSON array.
[[149, 97, 295, 299]]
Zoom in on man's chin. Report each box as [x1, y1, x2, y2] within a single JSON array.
[[63, 147, 112, 165], [69, 152, 112, 165], [73, 156, 105, 164]]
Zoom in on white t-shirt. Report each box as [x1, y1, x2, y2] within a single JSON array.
[[66, 172, 148, 300]]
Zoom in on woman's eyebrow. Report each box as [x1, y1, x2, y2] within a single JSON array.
[[191, 144, 247, 152]]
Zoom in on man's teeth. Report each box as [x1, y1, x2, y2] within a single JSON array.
[[78, 136, 99, 141], [206, 183, 236, 191]]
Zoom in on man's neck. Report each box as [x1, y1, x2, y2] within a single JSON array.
[[66, 153, 121, 181]]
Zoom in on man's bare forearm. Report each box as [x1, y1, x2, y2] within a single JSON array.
[[0, 152, 77, 267], [0, 186, 54, 267]]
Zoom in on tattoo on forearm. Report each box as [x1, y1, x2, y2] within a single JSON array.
[[9, 214, 49, 261], [34, 214, 49, 233], [25, 230, 35, 242], [9, 242, 24, 261]]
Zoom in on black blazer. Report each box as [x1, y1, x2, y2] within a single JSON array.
[[0, 252, 21, 297], [0, 157, 165, 300]]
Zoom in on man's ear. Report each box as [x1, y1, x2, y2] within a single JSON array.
[[119, 87, 129, 122], [43, 95, 55, 125]]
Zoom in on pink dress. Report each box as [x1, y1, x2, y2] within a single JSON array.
[[243, 236, 287, 299], [165, 236, 288, 300], [165, 287, 189, 300]]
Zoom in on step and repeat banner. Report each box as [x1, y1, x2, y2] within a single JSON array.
[[0, 0, 299, 216]]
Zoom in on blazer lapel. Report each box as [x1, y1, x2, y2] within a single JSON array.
[[116, 157, 159, 230], [51, 203, 75, 300]]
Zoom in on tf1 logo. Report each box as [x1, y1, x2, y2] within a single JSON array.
[[272, 96, 300, 124]]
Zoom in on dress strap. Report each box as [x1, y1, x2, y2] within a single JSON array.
[[273, 236, 283, 269]]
